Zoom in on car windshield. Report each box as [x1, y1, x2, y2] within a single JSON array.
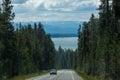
[[50, 69, 56, 71]]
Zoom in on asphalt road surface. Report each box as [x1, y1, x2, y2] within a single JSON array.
[[26, 70, 83, 80]]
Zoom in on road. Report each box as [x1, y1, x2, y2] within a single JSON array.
[[26, 70, 83, 80]]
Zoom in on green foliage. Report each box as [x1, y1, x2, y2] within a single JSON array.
[[0, 0, 55, 78], [76, 71, 97, 80], [14, 23, 56, 76], [0, 0, 16, 78], [77, 0, 120, 80], [56, 46, 77, 69]]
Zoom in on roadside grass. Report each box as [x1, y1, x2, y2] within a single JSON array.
[[76, 71, 97, 80], [8, 70, 48, 80]]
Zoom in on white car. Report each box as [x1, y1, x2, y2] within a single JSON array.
[[50, 69, 57, 75]]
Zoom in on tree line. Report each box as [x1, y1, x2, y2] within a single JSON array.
[[77, 0, 120, 80], [0, 0, 55, 79], [55, 46, 77, 69], [1, 0, 120, 80]]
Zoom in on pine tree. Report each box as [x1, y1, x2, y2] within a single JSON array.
[[112, 0, 120, 79], [77, 0, 120, 80], [0, 0, 16, 78]]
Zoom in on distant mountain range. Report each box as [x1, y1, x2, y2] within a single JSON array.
[[50, 33, 78, 38], [13, 21, 82, 37]]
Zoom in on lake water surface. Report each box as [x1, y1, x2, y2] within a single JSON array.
[[52, 37, 78, 50]]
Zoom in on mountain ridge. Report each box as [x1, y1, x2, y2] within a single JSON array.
[[50, 33, 78, 38], [13, 21, 83, 35]]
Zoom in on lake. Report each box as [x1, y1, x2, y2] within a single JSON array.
[[52, 37, 78, 50]]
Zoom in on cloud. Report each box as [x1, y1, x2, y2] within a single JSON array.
[[14, 10, 98, 22], [13, 0, 100, 11], [11, 0, 100, 22]]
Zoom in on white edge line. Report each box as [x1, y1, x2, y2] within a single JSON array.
[[71, 71, 75, 80]]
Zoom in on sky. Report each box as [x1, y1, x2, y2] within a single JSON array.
[[5, 0, 100, 22]]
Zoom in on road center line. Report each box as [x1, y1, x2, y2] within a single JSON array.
[[71, 71, 75, 80], [53, 70, 65, 80]]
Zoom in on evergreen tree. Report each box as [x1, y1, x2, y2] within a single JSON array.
[[77, 0, 120, 80], [0, 0, 16, 77], [0, 0, 56, 79]]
